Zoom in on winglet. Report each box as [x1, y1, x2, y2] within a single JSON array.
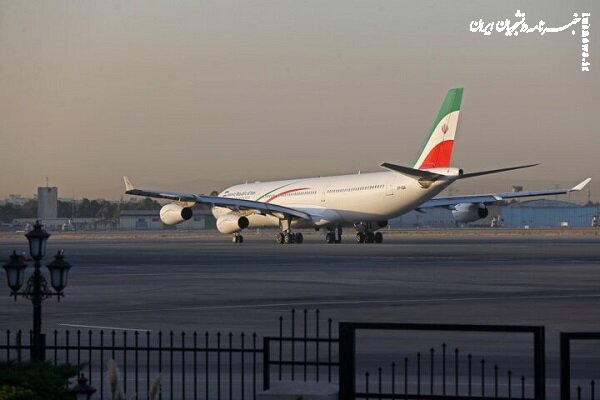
[[570, 178, 591, 191], [123, 176, 134, 192]]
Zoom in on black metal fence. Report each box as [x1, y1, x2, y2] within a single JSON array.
[[263, 309, 339, 390], [561, 332, 600, 400], [1, 313, 599, 400], [339, 322, 545, 400], [1, 309, 333, 400], [3, 328, 261, 400]]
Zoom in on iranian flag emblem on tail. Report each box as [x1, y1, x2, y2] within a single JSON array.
[[413, 88, 463, 170]]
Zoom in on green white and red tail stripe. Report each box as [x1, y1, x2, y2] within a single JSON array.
[[413, 88, 463, 170]]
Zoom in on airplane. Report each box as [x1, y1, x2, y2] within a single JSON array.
[[123, 88, 591, 244]]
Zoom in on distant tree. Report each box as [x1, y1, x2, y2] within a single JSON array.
[[120, 198, 161, 211], [18, 200, 37, 219], [89, 200, 101, 217], [0, 203, 19, 223], [97, 203, 114, 220], [76, 199, 91, 218], [57, 201, 73, 218], [0, 197, 164, 222]]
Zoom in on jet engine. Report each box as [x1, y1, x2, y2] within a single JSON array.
[[159, 203, 193, 225], [451, 203, 489, 224], [216, 213, 250, 234]]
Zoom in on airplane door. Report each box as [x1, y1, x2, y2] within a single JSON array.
[[386, 176, 395, 196], [321, 185, 327, 202]]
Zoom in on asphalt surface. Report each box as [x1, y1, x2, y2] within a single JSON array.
[[0, 231, 599, 397]]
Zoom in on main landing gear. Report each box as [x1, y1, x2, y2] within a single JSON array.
[[355, 231, 383, 244], [325, 227, 342, 244], [275, 218, 303, 245], [275, 231, 304, 244], [232, 233, 244, 243]]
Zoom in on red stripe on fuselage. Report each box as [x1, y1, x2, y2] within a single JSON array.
[[265, 188, 310, 203], [418, 140, 454, 169]]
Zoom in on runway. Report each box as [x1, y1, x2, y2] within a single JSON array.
[[0, 231, 599, 390], [0, 232, 599, 331]]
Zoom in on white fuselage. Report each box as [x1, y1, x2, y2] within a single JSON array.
[[212, 170, 453, 230]]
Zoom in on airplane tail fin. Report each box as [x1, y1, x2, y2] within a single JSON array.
[[413, 88, 463, 170], [123, 176, 134, 192]]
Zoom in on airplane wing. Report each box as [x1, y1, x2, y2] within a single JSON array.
[[419, 178, 591, 209], [123, 177, 311, 220]]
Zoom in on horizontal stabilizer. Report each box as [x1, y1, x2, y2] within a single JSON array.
[[380, 163, 440, 179], [456, 164, 538, 179]]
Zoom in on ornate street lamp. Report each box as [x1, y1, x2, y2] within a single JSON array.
[[25, 221, 50, 260], [2, 251, 27, 296], [2, 221, 72, 361], [69, 374, 96, 400], [47, 251, 71, 295]]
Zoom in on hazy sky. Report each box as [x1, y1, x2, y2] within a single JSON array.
[[1, 1, 598, 202]]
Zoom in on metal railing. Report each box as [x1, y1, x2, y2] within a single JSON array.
[[561, 332, 600, 400], [263, 308, 339, 390], [339, 322, 545, 400], [2, 314, 599, 399]]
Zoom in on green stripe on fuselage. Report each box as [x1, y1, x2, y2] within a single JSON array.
[[255, 183, 293, 202]]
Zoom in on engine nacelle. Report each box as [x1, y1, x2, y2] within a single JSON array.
[[451, 203, 489, 224], [159, 203, 193, 225], [216, 213, 250, 234]]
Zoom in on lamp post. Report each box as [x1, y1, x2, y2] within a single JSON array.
[[2, 221, 72, 361], [69, 373, 96, 400]]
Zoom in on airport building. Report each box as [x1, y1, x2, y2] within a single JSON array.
[[119, 207, 216, 230], [498, 199, 598, 228], [37, 186, 58, 219]]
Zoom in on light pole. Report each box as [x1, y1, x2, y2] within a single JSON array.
[[69, 373, 96, 400], [2, 221, 72, 361]]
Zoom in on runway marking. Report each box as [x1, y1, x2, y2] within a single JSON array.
[[59, 324, 152, 332], [94, 293, 600, 314]]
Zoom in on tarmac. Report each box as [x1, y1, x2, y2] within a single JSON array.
[[0, 229, 599, 393]]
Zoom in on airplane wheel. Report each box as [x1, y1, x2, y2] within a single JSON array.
[[334, 228, 342, 243], [374, 232, 383, 243], [276, 232, 285, 244], [232, 234, 244, 243], [365, 232, 375, 244], [294, 232, 304, 244], [284, 232, 294, 244], [356, 232, 365, 243], [325, 232, 335, 244]]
